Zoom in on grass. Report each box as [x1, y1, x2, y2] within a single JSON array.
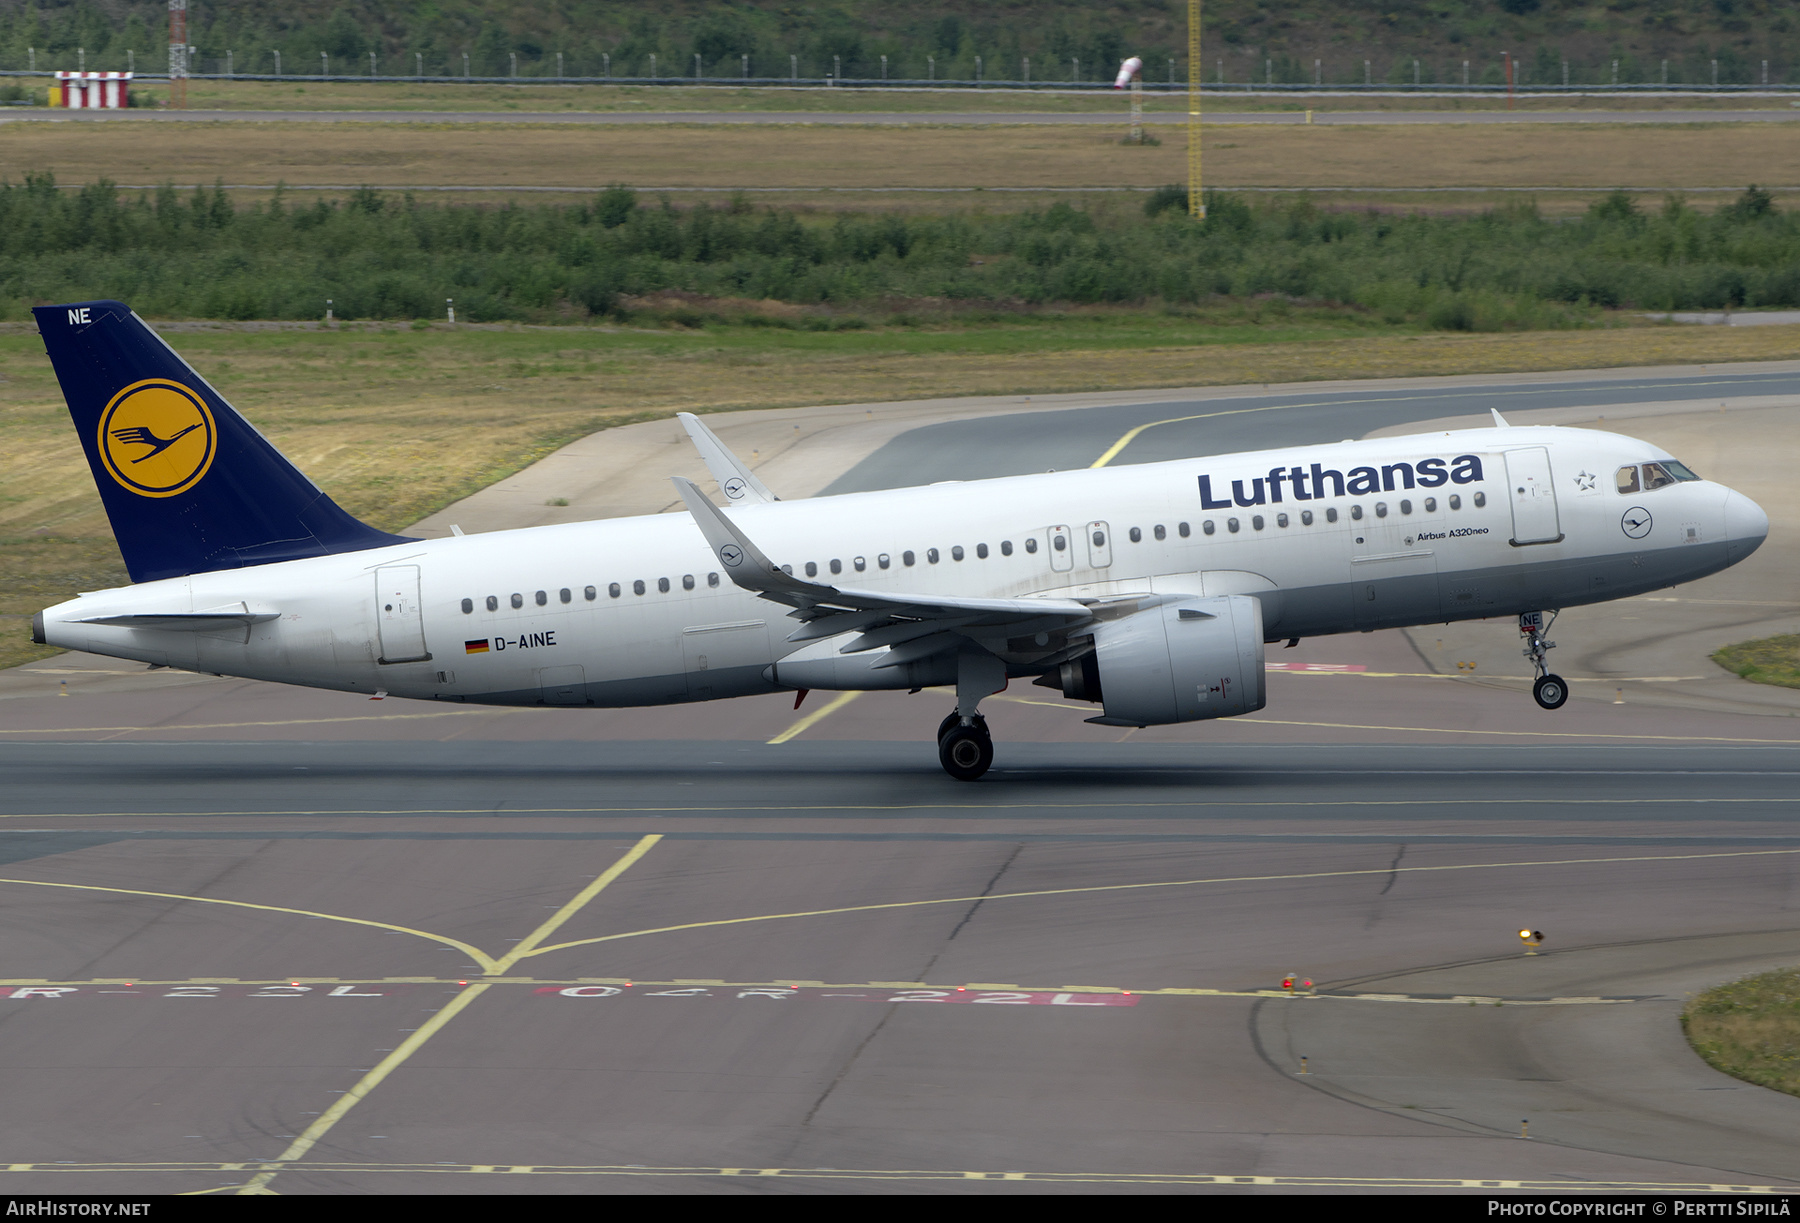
[[3, 119, 1800, 198], [5, 315, 1800, 671], [1712, 635, 1800, 690], [1684, 969, 1800, 1097]]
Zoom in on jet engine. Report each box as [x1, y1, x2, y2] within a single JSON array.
[[1050, 595, 1265, 727]]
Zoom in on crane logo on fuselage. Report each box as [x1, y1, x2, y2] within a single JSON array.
[[1199, 455, 1485, 509], [96, 379, 218, 499]]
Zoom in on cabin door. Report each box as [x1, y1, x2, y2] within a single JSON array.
[[1504, 447, 1563, 545], [375, 565, 430, 664]]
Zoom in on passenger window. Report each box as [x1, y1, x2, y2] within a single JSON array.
[[1448, 495, 1461, 510], [828, 559, 842, 575], [780, 565, 792, 575], [1374, 503, 1388, 518], [1473, 492, 1487, 507], [1399, 499, 1412, 515], [1051, 536, 1065, 552], [1276, 513, 1289, 528], [1228, 518, 1240, 533], [1025, 538, 1038, 554], [584, 586, 597, 601], [632, 580, 645, 596], [1252, 515, 1264, 530], [707, 573, 720, 587], [854, 556, 866, 571], [609, 583, 621, 598], [1300, 510, 1313, 526], [1000, 540, 1013, 556], [1423, 498, 1436, 512], [951, 546, 964, 561], [486, 595, 498, 612], [682, 574, 695, 590], [1129, 527, 1141, 543], [903, 551, 915, 566], [1350, 505, 1364, 521], [1203, 520, 1215, 535], [879, 554, 891, 569], [1326, 507, 1339, 523], [1178, 522, 1190, 538], [804, 562, 817, 577], [1092, 529, 1106, 546], [461, 598, 473, 614], [1153, 524, 1166, 541], [927, 548, 940, 563], [559, 588, 571, 604], [657, 577, 670, 593], [976, 543, 989, 559], [510, 593, 524, 609], [1616, 465, 1640, 494]]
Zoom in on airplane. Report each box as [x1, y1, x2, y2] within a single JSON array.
[[27, 301, 1771, 780]]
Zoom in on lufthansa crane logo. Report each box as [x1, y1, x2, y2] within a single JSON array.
[[97, 379, 217, 498]]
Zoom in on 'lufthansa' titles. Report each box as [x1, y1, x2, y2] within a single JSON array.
[[1199, 454, 1484, 510]]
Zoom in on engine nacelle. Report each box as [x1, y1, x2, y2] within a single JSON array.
[[1066, 595, 1266, 727]]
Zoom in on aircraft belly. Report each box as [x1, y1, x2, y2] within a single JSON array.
[[455, 663, 771, 709]]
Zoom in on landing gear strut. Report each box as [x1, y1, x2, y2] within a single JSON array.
[[1521, 611, 1568, 710]]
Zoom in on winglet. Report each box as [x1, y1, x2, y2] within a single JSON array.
[[671, 477, 820, 599], [1491, 408, 1511, 428], [678, 412, 777, 504]]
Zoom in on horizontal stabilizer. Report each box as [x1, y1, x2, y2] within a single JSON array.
[[78, 612, 280, 631]]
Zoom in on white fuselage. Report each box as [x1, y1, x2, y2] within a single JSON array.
[[39, 425, 1769, 709]]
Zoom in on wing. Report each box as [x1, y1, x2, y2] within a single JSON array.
[[673, 477, 1137, 670], [678, 412, 778, 505]]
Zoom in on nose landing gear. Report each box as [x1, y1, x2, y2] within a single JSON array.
[[1521, 611, 1568, 710]]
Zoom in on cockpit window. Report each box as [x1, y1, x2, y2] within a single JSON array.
[[1620, 461, 1701, 493]]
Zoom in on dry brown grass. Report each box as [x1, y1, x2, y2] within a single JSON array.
[[138, 78, 1800, 115], [6, 319, 1800, 670], [0, 119, 1795, 193]]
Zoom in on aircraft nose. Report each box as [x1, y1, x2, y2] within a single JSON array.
[[1724, 487, 1769, 562]]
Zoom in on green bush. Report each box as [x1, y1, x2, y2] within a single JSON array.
[[0, 176, 1795, 328]]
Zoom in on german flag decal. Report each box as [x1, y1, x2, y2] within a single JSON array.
[[464, 639, 490, 654]]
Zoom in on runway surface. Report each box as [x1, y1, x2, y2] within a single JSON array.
[[4, 365, 1800, 1194], [4, 108, 1798, 126]]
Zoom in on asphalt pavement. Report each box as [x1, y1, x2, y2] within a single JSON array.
[[3, 364, 1800, 1194]]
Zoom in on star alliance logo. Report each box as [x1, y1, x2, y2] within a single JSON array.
[[1574, 470, 1597, 491]]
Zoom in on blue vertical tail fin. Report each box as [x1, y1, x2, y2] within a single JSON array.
[[34, 300, 413, 583]]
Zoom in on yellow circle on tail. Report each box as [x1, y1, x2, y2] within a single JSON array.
[[96, 379, 217, 498]]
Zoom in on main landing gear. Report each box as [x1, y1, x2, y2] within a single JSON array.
[[1521, 611, 1568, 711], [938, 712, 994, 782], [936, 650, 1007, 781]]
